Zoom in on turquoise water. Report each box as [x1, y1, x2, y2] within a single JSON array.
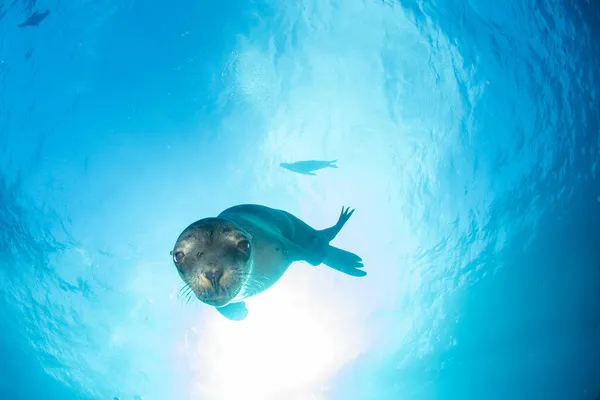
[[1, 0, 599, 399]]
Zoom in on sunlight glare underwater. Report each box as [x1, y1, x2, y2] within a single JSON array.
[[179, 2, 454, 398], [192, 284, 358, 400]]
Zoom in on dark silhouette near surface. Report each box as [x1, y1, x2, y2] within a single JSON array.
[[17, 9, 49, 28], [280, 159, 338, 176]]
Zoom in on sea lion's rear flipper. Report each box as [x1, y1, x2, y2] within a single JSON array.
[[320, 207, 355, 242], [323, 245, 366, 277], [216, 302, 248, 321]]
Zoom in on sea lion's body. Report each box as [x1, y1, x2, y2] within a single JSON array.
[[17, 10, 50, 28], [171, 204, 365, 321], [280, 159, 338, 175]]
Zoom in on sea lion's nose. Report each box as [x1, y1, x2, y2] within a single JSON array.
[[203, 269, 223, 292]]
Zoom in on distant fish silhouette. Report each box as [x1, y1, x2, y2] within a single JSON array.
[[17, 9, 50, 28], [280, 159, 338, 176]]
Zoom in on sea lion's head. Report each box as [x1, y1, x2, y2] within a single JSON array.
[[171, 218, 252, 307]]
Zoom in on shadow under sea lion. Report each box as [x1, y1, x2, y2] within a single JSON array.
[[171, 204, 365, 321], [280, 159, 338, 175]]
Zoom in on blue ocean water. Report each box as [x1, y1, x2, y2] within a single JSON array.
[[1, 0, 599, 399]]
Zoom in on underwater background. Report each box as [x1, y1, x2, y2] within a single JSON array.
[[1, 0, 599, 399]]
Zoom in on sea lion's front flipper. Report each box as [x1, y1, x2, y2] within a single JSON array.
[[216, 302, 248, 321]]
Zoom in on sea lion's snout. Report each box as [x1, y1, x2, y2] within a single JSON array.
[[179, 254, 241, 298], [202, 269, 224, 293], [179, 256, 243, 307], [192, 265, 239, 307]]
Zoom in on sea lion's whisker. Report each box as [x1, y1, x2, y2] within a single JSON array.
[[186, 289, 196, 304], [246, 277, 270, 289], [178, 283, 191, 297], [238, 272, 270, 291], [239, 271, 270, 282], [180, 287, 193, 301], [178, 292, 194, 307], [179, 283, 197, 304], [245, 280, 266, 292]]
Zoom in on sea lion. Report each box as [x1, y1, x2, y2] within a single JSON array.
[[280, 159, 338, 175], [17, 9, 50, 28], [171, 204, 365, 321]]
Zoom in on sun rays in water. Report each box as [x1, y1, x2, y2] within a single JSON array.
[[178, 271, 367, 400]]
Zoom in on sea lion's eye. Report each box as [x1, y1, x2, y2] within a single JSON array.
[[173, 251, 184, 264], [237, 239, 251, 253]]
